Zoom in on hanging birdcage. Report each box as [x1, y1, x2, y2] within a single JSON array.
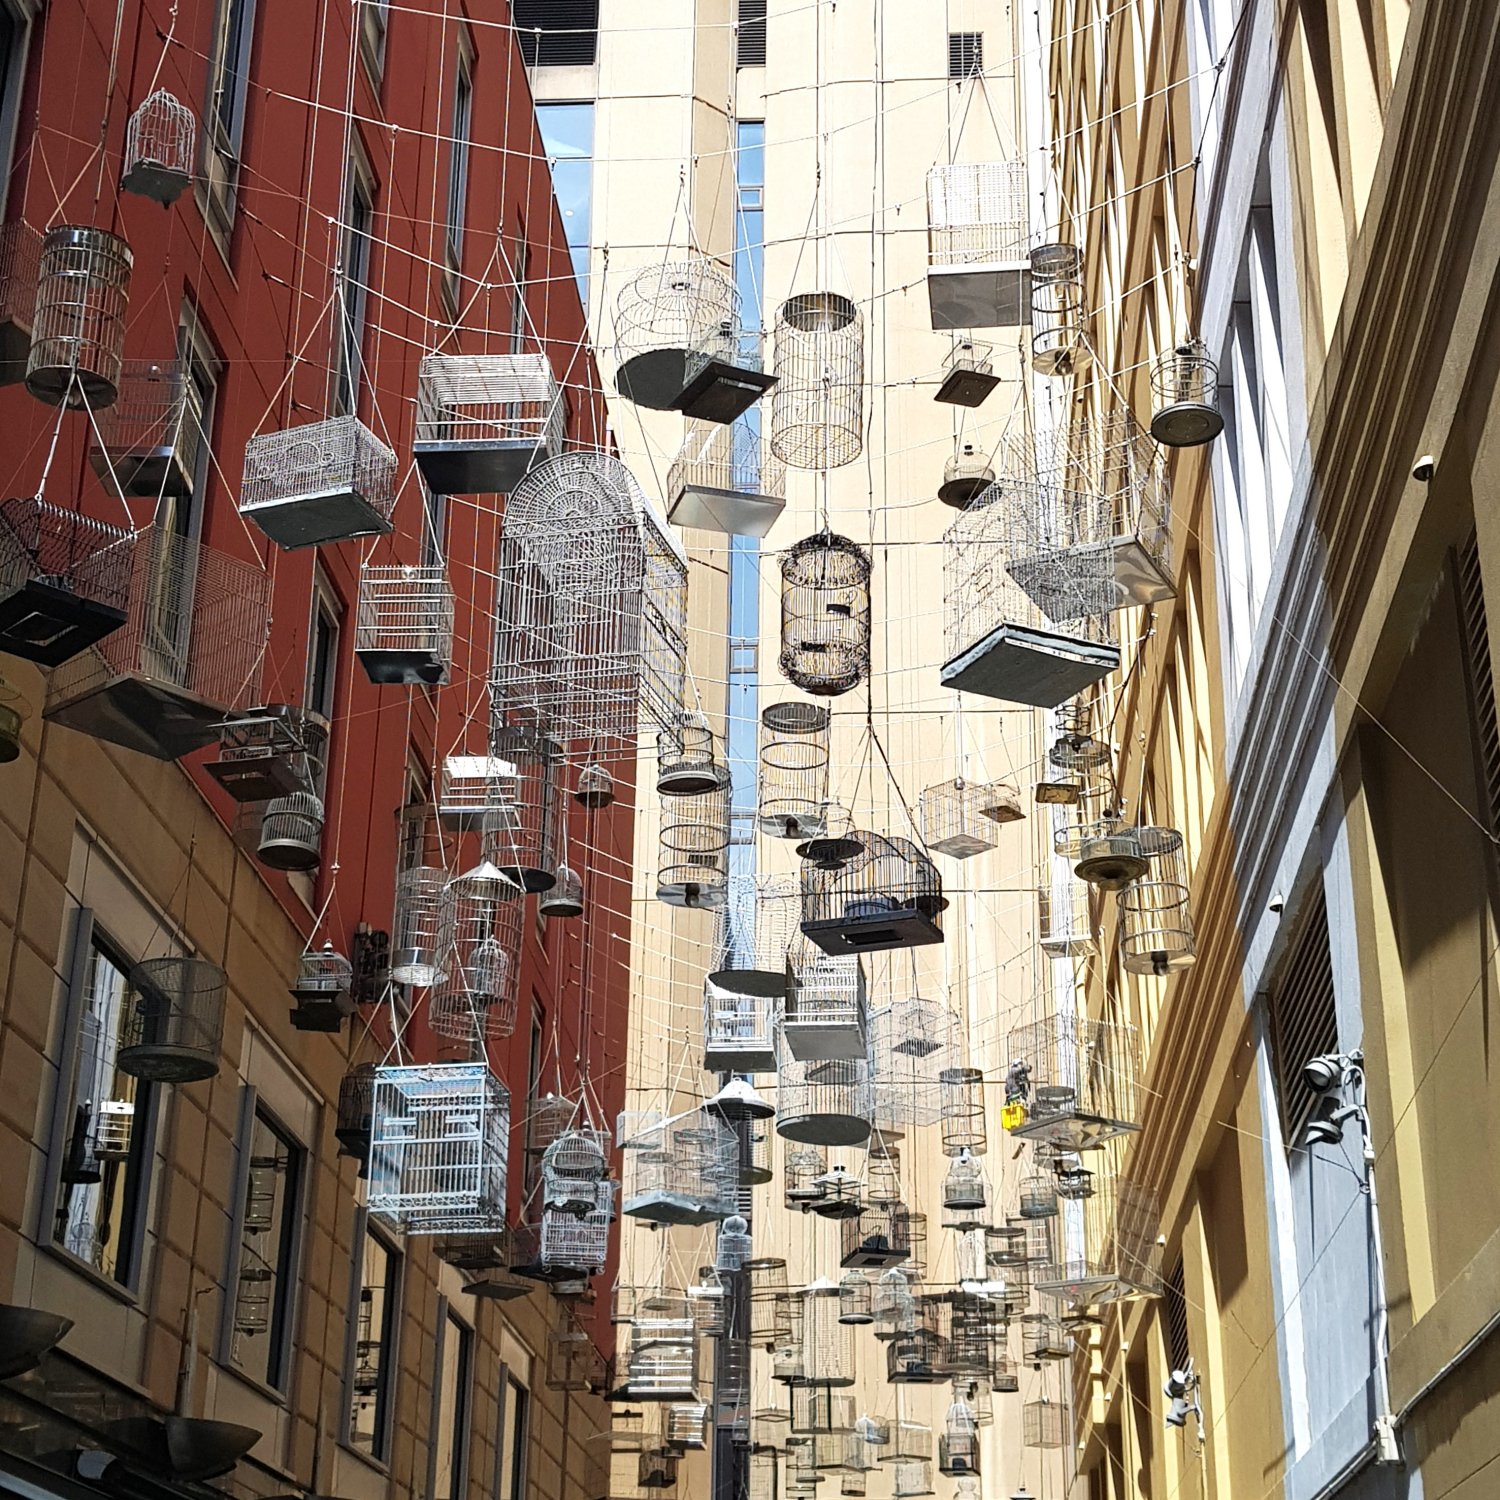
[[935, 339, 1000, 407], [770, 293, 864, 469], [1032, 1168, 1162, 1303], [638, 1448, 681, 1489], [366, 1062, 510, 1233], [438, 755, 517, 833], [240, 416, 397, 549], [414, 352, 565, 492], [620, 1111, 738, 1225], [575, 761, 615, 808], [775, 1052, 872, 1148], [940, 1068, 987, 1156], [542, 1126, 611, 1215], [59, 1098, 135, 1183], [0, 495, 133, 667], [941, 1150, 987, 1223], [1022, 1398, 1068, 1449], [925, 162, 1030, 330], [0, 222, 41, 385], [204, 705, 326, 802], [840, 1200, 910, 1269], [26, 226, 133, 408], [390, 866, 456, 987], [354, 564, 453, 685], [622, 1295, 700, 1400], [484, 721, 565, 892], [540, 864, 584, 919], [711, 871, 799, 1000], [937, 444, 995, 510], [715, 1214, 753, 1273], [799, 833, 946, 955], [89, 359, 204, 498], [779, 531, 871, 697], [615, 257, 739, 410], [336, 1063, 377, 1167], [1002, 1013, 1140, 1149], [740, 1121, 773, 1185], [667, 421, 786, 537], [703, 980, 778, 1075], [1118, 825, 1196, 974], [887, 1309, 946, 1386], [1018, 1171, 1058, 1220], [256, 791, 324, 872], [990, 1352, 1019, 1393], [808, 1164, 864, 1220], [865, 1138, 901, 1203], [1151, 338, 1224, 448], [797, 797, 863, 868], [288, 941, 353, 1032], [869, 995, 958, 1132], [549, 1323, 607, 1393], [1054, 1156, 1095, 1200], [1021, 1314, 1071, 1363], [758, 701, 830, 838], [430, 889, 523, 1043], [657, 782, 730, 908], [920, 778, 1022, 860], [798, 1279, 854, 1387], [120, 90, 196, 203], [897, 1207, 926, 1280], [938, 1400, 978, 1476], [118, 957, 225, 1083], [666, 1399, 711, 1451], [782, 941, 867, 1061], [838, 1271, 873, 1325], [1037, 874, 1096, 957], [657, 708, 730, 795], [1071, 816, 1149, 891], [1029, 243, 1089, 378], [748, 1258, 792, 1348], [511, 1182, 615, 1280], [785, 1145, 829, 1210], [678, 314, 777, 422]]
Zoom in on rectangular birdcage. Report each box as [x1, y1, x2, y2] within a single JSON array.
[[623, 1305, 700, 1401], [704, 979, 778, 1073], [414, 353, 565, 494], [44, 526, 270, 759], [781, 945, 867, 1062], [89, 360, 204, 498], [840, 1202, 910, 1269], [204, 705, 327, 802], [919, 778, 1022, 859], [366, 1063, 511, 1234], [437, 753, 517, 831], [621, 1112, 738, 1226], [935, 338, 1000, 407], [666, 421, 786, 537], [549, 1324, 607, 1392], [677, 317, 777, 424], [926, 163, 1031, 330], [1033, 1173, 1163, 1304], [1003, 1012, 1140, 1149], [354, 563, 454, 685], [869, 997, 958, 1131], [0, 221, 41, 384]]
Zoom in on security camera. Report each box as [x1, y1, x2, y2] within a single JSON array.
[[1413, 454, 1435, 482]]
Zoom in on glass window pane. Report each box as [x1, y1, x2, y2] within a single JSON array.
[[433, 1312, 471, 1500], [231, 1110, 302, 1388], [350, 1231, 398, 1458]]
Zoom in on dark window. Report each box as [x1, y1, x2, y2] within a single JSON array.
[[433, 1309, 472, 1500], [1456, 529, 1500, 834], [501, 1374, 529, 1500], [1266, 883, 1338, 1148], [948, 31, 983, 78], [1162, 1254, 1190, 1372], [512, 0, 598, 67], [334, 169, 373, 416], [203, 0, 257, 232], [736, 0, 767, 67], [446, 55, 473, 274], [307, 581, 341, 723], [349, 1229, 400, 1460], [359, 0, 388, 79]]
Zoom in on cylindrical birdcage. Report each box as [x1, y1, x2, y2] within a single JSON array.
[[614, 257, 738, 409], [741, 1120, 773, 1184], [902, 1209, 929, 1282], [26, 227, 133, 408], [865, 1139, 901, 1203], [119, 957, 226, 1083], [784, 1145, 828, 1210], [1021, 1313, 1071, 1363], [941, 1150, 987, 1222], [486, 721, 565, 892], [775, 1055, 871, 1148], [1022, 1398, 1068, 1449], [575, 761, 615, 808], [717, 1215, 753, 1272], [748, 1258, 792, 1348], [920, 778, 1023, 860], [838, 1270, 873, 1325], [840, 1201, 911, 1270], [1118, 826, 1195, 975], [770, 292, 864, 469], [657, 783, 730, 908], [430, 894, 523, 1042], [336, 1063, 377, 1162], [940, 1068, 987, 1156], [800, 1279, 854, 1386], [257, 791, 324, 872], [758, 700, 831, 837], [1018, 1172, 1058, 1220], [121, 90, 196, 204], [657, 709, 729, 795], [391, 867, 456, 987], [1029, 243, 1088, 379], [937, 443, 995, 509], [711, 872, 800, 999], [1150, 338, 1224, 447], [779, 531, 871, 697], [540, 864, 584, 919]]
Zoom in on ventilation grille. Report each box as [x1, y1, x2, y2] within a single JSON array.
[[948, 31, 983, 78], [512, 0, 599, 67], [1457, 530, 1500, 832], [1162, 1255, 1189, 1373], [737, 0, 767, 67], [1266, 884, 1337, 1148]]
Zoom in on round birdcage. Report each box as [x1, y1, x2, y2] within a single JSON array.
[[779, 531, 872, 697], [1018, 1171, 1058, 1219], [121, 90, 196, 205], [785, 1145, 828, 1209], [574, 761, 615, 808], [758, 700, 831, 838], [942, 1150, 987, 1220], [900, 1209, 928, 1282], [657, 709, 729, 795], [336, 1063, 377, 1162], [748, 1257, 792, 1348], [1054, 1159, 1095, 1200], [796, 798, 863, 869], [657, 783, 730, 908], [1028, 243, 1088, 379], [257, 792, 324, 872], [540, 864, 584, 919], [770, 292, 865, 470], [615, 258, 738, 410], [937, 443, 996, 509], [776, 1056, 872, 1148], [1118, 826, 1195, 974], [865, 1139, 902, 1203], [391, 867, 456, 987], [1073, 818, 1149, 890], [430, 892, 521, 1042], [940, 1068, 987, 1156], [26, 227, 133, 408], [711, 872, 800, 997], [288, 940, 353, 1031], [1150, 338, 1224, 447], [740, 1122, 773, 1185], [838, 1270, 874, 1325], [119, 957, 226, 1083]]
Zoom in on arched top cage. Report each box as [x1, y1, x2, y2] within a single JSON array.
[[574, 761, 615, 808], [542, 1125, 611, 1214], [539, 863, 584, 919], [355, 564, 454, 686], [657, 709, 730, 796], [336, 1063, 377, 1165], [288, 941, 353, 1033], [1029, 242, 1089, 379], [1002, 1013, 1141, 1150], [1151, 338, 1224, 448], [840, 1200, 911, 1270], [614, 256, 739, 410], [26, 226, 133, 409], [799, 833, 946, 955], [667, 420, 786, 537], [758, 700, 830, 838], [937, 443, 995, 510], [1118, 825, 1196, 976], [925, 162, 1030, 331], [121, 90, 196, 204], [620, 1110, 738, 1226], [493, 452, 688, 745], [869, 996, 959, 1130], [119, 957, 225, 1083], [775, 1053, 872, 1148], [657, 782, 730, 909], [920, 778, 1023, 859], [770, 293, 865, 470], [779, 531, 872, 697], [784, 1145, 829, 1209]]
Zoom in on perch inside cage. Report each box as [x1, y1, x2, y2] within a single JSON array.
[[1002, 1013, 1140, 1150], [1118, 825, 1196, 975], [925, 162, 1031, 331], [26, 227, 133, 409], [119, 957, 226, 1083], [256, 791, 324, 873], [799, 833, 946, 955], [355, 564, 454, 685], [758, 700, 830, 838], [1018, 1170, 1058, 1220], [657, 709, 730, 795], [121, 90, 196, 203], [920, 778, 1022, 859], [89, 360, 204, 498], [770, 293, 864, 470], [677, 315, 778, 424], [935, 339, 1000, 407], [1029, 243, 1089, 378], [205, 705, 326, 803], [937, 444, 996, 510], [666, 420, 786, 537], [779, 531, 872, 697], [1150, 339, 1224, 448], [615, 257, 740, 410], [288, 941, 354, 1032], [656, 782, 730, 909]]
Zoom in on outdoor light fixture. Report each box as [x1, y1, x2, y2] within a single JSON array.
[[1303, 1048, 1363, 1095], [1163, 1359, 1204, 1440], [1304, 1097, 1360, 1147]]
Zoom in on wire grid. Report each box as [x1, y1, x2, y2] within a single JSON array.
[[1003, 1013, 1141, 1149], [621, 1111, 739, 1225], [869, 996, 959, 1130], [1038, 863, 1098, 957], [657, 783, 730, 909], [779, 531, 872, 696], [0, 495, 133, 608], [926, 163, 1029, 265], [1033, 1172, 1164, 1303], [26, 226, 133, 408], [415, 352, 565, 451], [336, 1064, 377, 1154], [666, 420, 786, 528], [429, 890, 524, 1041], [667, 1399, 711, 1448], [919, 778, 1021, 859], [541, 1125, 611, 1214], [481, 722, 566, 890], [1153, 338, 1220, 411], [1029, 243, 1089, 376], [799, 1281, 854, 1386], [774, 1052, 872, 1148], [712, 872, 800, 990], [1022, 1398, 1068, 1449], [939, 1068, 987, 1156], [798, 832, 946, 951], [840, 1201, 910, 1269], [91, 360, 204, 495], [390, 866, 457, 987], [548, 1322, 606, 1393], [366, 1062, 511, 1233], [0, 220, 40, 329], [758, 700, 830, 837], [121, 90, 195, 201], [119, 957, 225, 1081], [438, 754, 515, 829], [684, 314, 767, 384], [624, 1299, 701, 1400], [770, 293, 865, 470], [535, 1179, 616, 1273], [240, 415, 398, 526], [354, 564, 454, 677], [1118, 828, 1196, 975], [492, 453, 687, 745], [614, 257, 739, 407], [782, 939, 867, 1061], [1018, 1170, 1058, 1220]]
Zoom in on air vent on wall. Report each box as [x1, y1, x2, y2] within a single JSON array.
[[512, 0, 599, 67], [948, 31, 983, 79]]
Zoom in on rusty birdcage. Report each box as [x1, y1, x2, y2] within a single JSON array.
[[925, 162, 1030, 330], [121, 90, 196, 204], [779, 531, 871, 697], [89, 359, 203, 497], [758, 700, 830, 838], [770, 293, 864, 469], [26, 227, 133, 408], [355, 564, 454, 685], [667, 421, 786, 537], [1002, 1012, 1140, 1150]]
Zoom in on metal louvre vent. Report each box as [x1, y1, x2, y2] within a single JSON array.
[[1266, 884, 1337, 1148], [1456, 530, 1500, 833], [1162, 1255, 1189, 1373], [737, 0, 767, 67], [513, 0, 599, 66], [948, 31, 983, 79]]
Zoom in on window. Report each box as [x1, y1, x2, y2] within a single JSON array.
[[359, 0, 388, 80], [498, 1371, 529, 1500], [422, 485, 448, 568], [446, 48, 473, 288], [1162, 1254, 1190, 1372], [348, 1225, 400, 1461], [0, 1, 35, 206], [51, 930, 154, 1286], [1265, 883, 1338, 1149], [512, 0, 598, 66], [228, 1102, 305, 1390], [1457, 529, 1500, 835], [535, 103, 593, 300], [509, 232, 530, 353], [432, 1307, 473, 1500], [736, 0, 766, 67], [948, 31, 983, 78], [307, 571, 341, 725], [203, 0, 257, 238], [399, 758, 432, 872], [334, 160, 374, 417]]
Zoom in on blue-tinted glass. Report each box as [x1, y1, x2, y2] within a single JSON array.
[[537, 102, 593, 160], [536, 104, 594, 301]]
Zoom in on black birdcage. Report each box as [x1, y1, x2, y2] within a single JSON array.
[[779, 532, 871, 697], [800, 832, 947, 954], [840, 1201, 911, 1269], [119, 958, 226, 1084], [336, 1064, 377, 1170], [288, 942, 354, 1032]]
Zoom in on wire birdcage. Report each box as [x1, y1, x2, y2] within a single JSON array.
[[840, 1201, 910, 1269], [838, 1270, 873, 1325], [575, 761, 615, 808], [522, 1181, 615, 1278], [240, 416, 397, 549], [711, 872, 799, 999], [775, 1050, 872, 1148], [26, 226, 133, 408], [869, 995, 958, 1131], [657, 782, 730, 909], [354, 564, 453, 685], [937, 443, 996, 510], [1054, 1155, 1095, 1200], [1018, 1170, 1058, 1220], [1038, 874, 1096, 957], [748, 1258, 792, 1348], [438, 755, 517, 833], [623, 1295, 700, 1400], [935, 339, 1000, 407], [541, 1126, 610, 1213], [938, 1399, 978, 1476], [703, 979, 778, 1075], [1021, 1313, 1071, 1362], [1029, 243, 1088, 378], [121, 90, 195, 203], [657, 709, 730, 795], [116, 957, 224, 1084], [798, 1279, 854, 1387], [667, 421, 786, 537], [770, 293, 864, 469], [540, 863, 584, 919], [1150, 338, 1224, 447], [615, 257, 739, 410], [757, 700, 830, 838], [1022, 1398, 1068, 1449], [548, 1322, 606, 1393], [336, 1063, 377, 1165], [367, 1062, 510, 1233], [941, 1150, 987, 1224], [89, 359, 203, 498], [621, 1111, 738, 1225], [638, 1447, 681, 1488], [714, 1214, 753, 1273], [0, 222, 41, 383], [740, 1120, 773, 1185], [680, 313, 778, 423], [808, 1163, 864, 1220], [920, 778, 1022, 860], [667, 1399, 711, 1451], [256, 791, 324, 872], [430, 893, 523, 1043], [864, 1138, 901, 1203], [1032, 1169, 1163, 1303], [414, 352, 565, 492], [483, 721, 566, 892], [925, 162, 1029, 330], [287, 941, 353, 1031], [1118, 826, 1196, 974], [204, 705, 325, 803], [887, 1308, 947, 1385], [779, 531, 871, 697], [1003, 1012, 1140, 1150], [388, 866, 456, 987], [799, 833, 946, 955], [782, 939, 867, 1061], [784, 1145, 828, 1210], [940, 1068, 987, 1156]]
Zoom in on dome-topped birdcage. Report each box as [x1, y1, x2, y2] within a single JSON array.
[[937, 444, 995, 509], [935, 339, 1000, 407], [1071, 817, 1149, 891], [429, 892, 523, 1043], [256, 791, 324, 872], [657, 782, 730, 909], [716, 1214, 753, 1272], [775, 1050, 872, 1149], [620, 1110, 738, 1225], [940, 1067, 987, 1156], [799, 832, 946, 955], [119, 957, 226, 1083], [925, 162, 1030, 330], [1029, 242, 1089, 378], [26, 227, 133, 408], [492, 452, 688, 747], [288, 941, 354, 1032], [941, 1150, 987, 1224], [575, 761, 616, 809], [667, 421, 786, 537], [542, 1126, 611, 1215], [355, 564, 454, 685], [614, 256, 740, 410], [939, 1399, 979, 1476], [782, 938, 867, 1061], [121, 90, 196, 204], [869, 995, 958, 1131], [770, 293, 864, 469], [1151, 338, 1224, 448], [920, 778, 1022, 859], [1002, 1012, 1140, 1150], [657, 708, 730, 795], [1118, 825, 1196, 975], [779, 530, 871, 697], [758, 700, 830, 838], [1018, 1169, 1058, 1220], [540, 863, 584, 919], [839, 1270, 874, 1325]]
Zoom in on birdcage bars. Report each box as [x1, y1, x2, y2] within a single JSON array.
[[838, 1271, 873, 1325], [938, 1400, 978, 1476], [666, 1400, 711, 1451], [740, 1120, 773, 1185], [1038, 875, 1096, 957], [389, 866, 456, 987], [678, 314, 778, 423], [1002, 1013, 1140, 1150], [1018, 1171, 1058, 1220], [1032, 1172, 1163, 1303], [483, 722, 566, 892], [797, 1279, 854, 1387], [808, 1164, 864, 1220], [781, 943, 867, 1061], [354, 564, 453, 685], [118, 957, 225, 1083], [940, 1068, 987, 1156], [920, 778, 1022, 860], [800, 833, 946, 955], [1150, 338, 1224, 447], [204, 705, 326, 802], [899, 1210, 926, 1281], [621, 1111, 738, 1226], [1029, 243, 1088, 378], [704, 981, 778, 1075], [840, 1200, 910, 1269], [758, 701, 830, 838], [0, 221, 41, 384], [925, 162, 1030, 330], [887, 1309, 947, 1385], [657, 782, 730, 909], [1118, 827, 1196, 975], [1021, 1314, 1071, 1363], [667, 421, 786, 537], [439, 755, 517, 833], [775, 1052, 872, 1148], [575, 761, 616, 808], [430, 891, 523, 1042], [784, 1145, 828, 1211], [121, 90, 196, 203], [769, 293, 864, 469], [336, 1063, 377, 1165], [540, 863, 584, 918], [542, 1126, 610, 1213], [935, 339, 1000, 407], [869, 996, 958, 1131], [779, 531, 871, 697], [531, 1183, 615, 1277], [256, 791, 324, 872], [623, 1298, 700, 1400], [657, 709, 730, 795], [941, 1151, 987, 1223], [550, 1324, 607, 1393], [615, 257, 739, 410], [937, 444, 995, 510], [26, 226, 133, 409], [89, 359, 203, 498], [1022, 1399, 1067, 1449], [748, 1259, 792, 1348], [288, 941, 354, 1032]]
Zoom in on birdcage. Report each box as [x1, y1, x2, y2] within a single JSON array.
[[920, 778, 1022, 861], [665, 1400, 711, 1452], [437, 756, 512, 833], [667, 421, 786, 537], [800, 833, 946, 955], [865, 1138, 902, 1203], [769, 293, 864, 469], [940, 1068, 987, 1156], [1037, 876, 1096, 957], [1028, 243, 1088, 378], [430, 886, 523, 1042], [516, 1183, 615, 1279], [549, 1323, 607, 1392], [89, 360, 203, 498], [776, 1052, 871, 1148], [869, 995, 958, 1132], [935, 339, 1000, 407], [748, 1258, 791, 1348], [234, 1257, 272, 1335], [840, 1201, 910, 1269], [1002, 1013, 1140, 1149], [0, 222, 40, 384], [389, 867, 456, 987], [541, 1125, 610, 1213], [1033, 1171, 1162, 1303], [413, 352, 565, 492], [485, 721, 566, 891], [354, 564, 453, 685], [540, 863, 584, 919], [120, 90, 196, 203], [58, 1097, 135, 1183], [740, 1121, 773, 1185], [623, 1296, 700, 1400], [1118, 826, 1196, 975], [897, 1208, 925, 1279], [204, 705, 326, 802], [711, 1214, 752, 1275], [1018, 1171, 1058, 1220], [1020, 1314, 1070, 1363], [1054, 1156, 1095, 1200], [638, 1448, 681, 1489], [937, 1400, 978, 1476], [256, 792, 324, 872], [26, 226, 133, 408], [239, 416, 397, 549], [702, 981, 777, 1076], [707, 871, 795, 1002], [657, 709, 730, 795], [366, 1062, 510, 1233], [575, 761, 615, 808], [657, 783, 730, 909], [784, 1145, 828, 1210], [778, 531, 871, 697], [621, 1111, 738, 1225], [924, 161, 1029, 330], [681, 312, 778, 423], [757, 701, 830, 838], [0, 495, 133, 667], [781, 941, 867, 1061], [797, 1279, 854, 1387], [808, 1164, 864, 1220], [1022, 1399, 1067, 1449], [288, 941, 354, 1032], [941, 1151, 987, 1224], [837, 1270, 873, 1325], [1150, 339, 1223, 447], [797, 798, 863, 869], [119, 957, 225, 1083], [937, 444, 995, 510], [887, 1301, 947, 1387], [614, 258, 738, 410]]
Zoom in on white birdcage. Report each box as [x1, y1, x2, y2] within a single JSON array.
[[354, 564, 453, 685], [657, 783, 730, 909], [784, 1145, 828, 1210], [711, 872, 799, 999], [439, 755, 518, 833], [615, 257, 740, 410], [782, 940, 867, 1062], [925, 162, 1030, 330], [288, 941, 354, 1032], [623, 1295, 700, 1400], [389, 867, 456, 987], [666, 1400, 711, 1451], [26, 226, 133, 408], [799, 833, 947, 955], [1117, 826, 1196, 975], [528, 1181, 615, 1277], [657, 708, 730, 795], [542, 1126, 610, 1214], [799, 1278, 854, 1387], [758, 701, 830, 838], [366, 1062, 511, 1234], [776, 1050, 872, 1149], [430, 893, 523, 1043], [937, 443, 996, 510], [935, 338, 1000, 407], [703, 979, 777, 1075], [1151, 338, 1224, 447], [256, 791, 324, 872], [492, 452, 688, 746], [666, 421, 786, 537], [779, 531, 872, 697], [940, 1067, 987, 1156], [770, 293, 864, 470], [938, 1400, 978, 1476], [920, 778, 1022, 860], [119, 957, 226, 1083], [941, 1150, 987, 1223], [620, 1111, 738, 1226], [414, 352, 565, 492], [869, 995, 959, 1131], [1002, 1012, 1140, 1149], [240, 416, 397, 549], [1022, 1399, 1068, 1449], [89, 359, 203, 497], [1032, 1168, 1163, 1304], [1038, 874, 1096, 957], [120, 90, 195, 203], [484, 722, 565, 892]]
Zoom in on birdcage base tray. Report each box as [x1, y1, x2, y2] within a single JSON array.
[[1039, 933, 1096, 958], [257, 839, 322, 873], [205, 752, 312, 803], [240, 488, 396, 550], [937, 476, 994, 509], [26, 363, 119, 410], [1034, 1268, 1161, 1304], [118, 1042, 218, 1084], [775, 1111, 872, 1148], [414, 438, 551, 496], [780, 1022, 869, 1062], [616, 349, 693, 410], [800, 906, 945, 955], [91, 443, 195, 499], [840, 1242, 909, 1270], [1008, 539, 1174, 618], [707, 965, 787, 1000], [1150, 400, 1224, 448], [0, 580, 128, 667], [121, 160, 192, 205], [356, 648, 449, 686], [673, 361, 778, 424], [935, 366, 1001, 407], [927, 262, 1031, 331], [667, 481, 786, 539], [1121, 944, 1196, 976], [704, 1041, 778, 1073], [927, 832, 994, 859], [45, 670, 230, 759], [1008, 1111, 1137, 1152], [940, 624, 1119, 709], [289, 995, 356, 1032], [458, 1272, 533, 1301], [623, 1191, 725, 1227]]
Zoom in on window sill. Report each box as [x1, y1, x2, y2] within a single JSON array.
[[338, 1439, 392, 1478], [39, 1241, 142, 1307], [214, 1354, 293, 1409]]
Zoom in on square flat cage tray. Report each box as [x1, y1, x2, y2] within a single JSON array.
[[667, 480, 785, 539], [940, 624, 1119, 709], [927, 262, 1032, 333]]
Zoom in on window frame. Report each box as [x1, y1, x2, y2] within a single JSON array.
[[333, 150, 375, 418], [0, 0, 36, 210], [444, 39, 475, 307], [495, 1365, 530, 1500], [429, 1300, 474, 1500], [201, 0, 258, 243], [343, 1209, 403, 1465], [358, 0, 389, 84]]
